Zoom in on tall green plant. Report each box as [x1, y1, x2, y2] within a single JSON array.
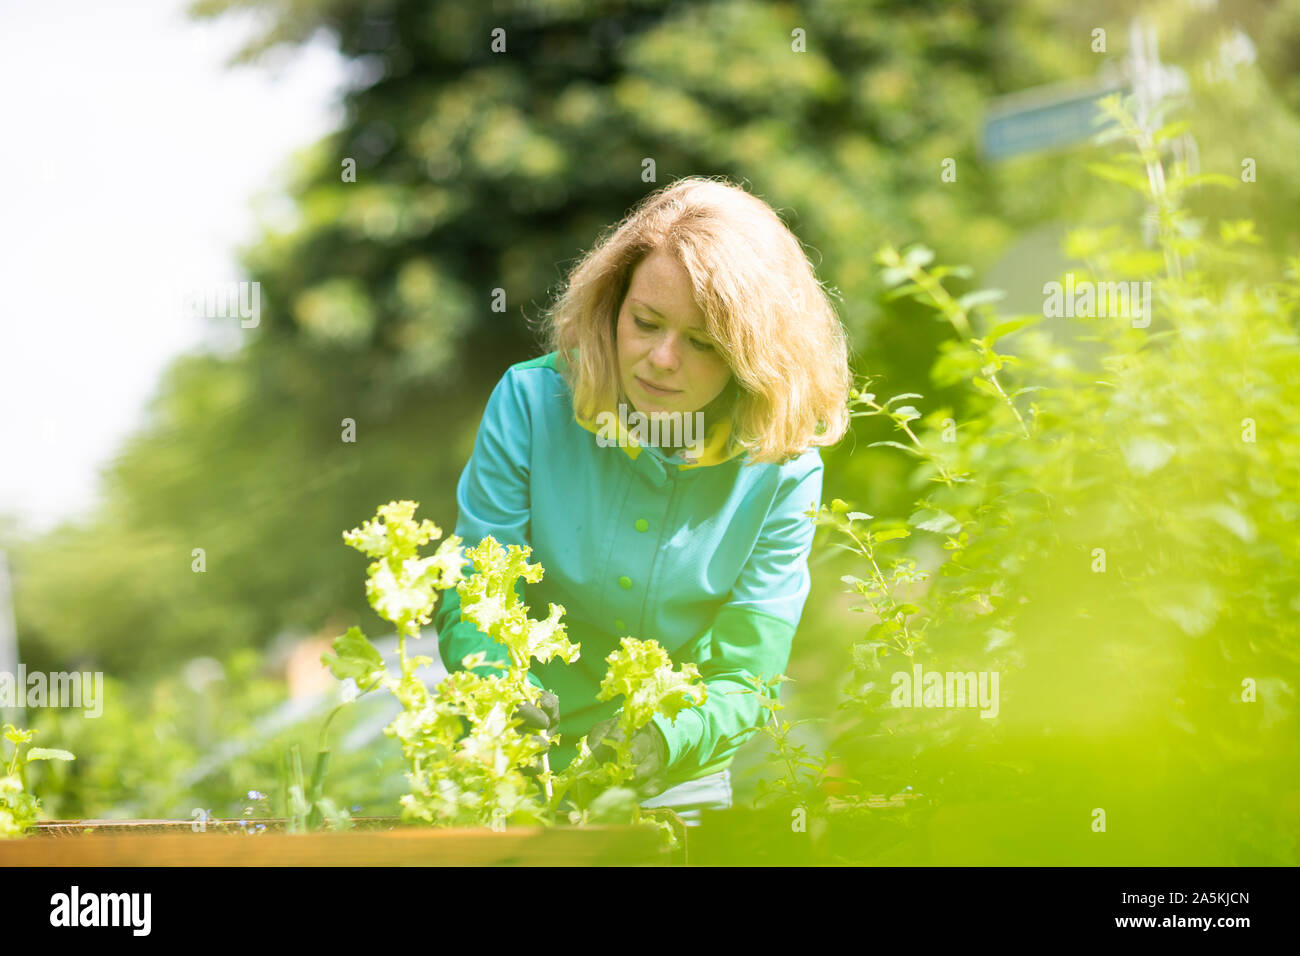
[[805, 95, 1300, 864]]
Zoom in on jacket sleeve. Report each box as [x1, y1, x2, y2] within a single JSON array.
[[433, 368, 544, 690], [649, 453, 824, 782]]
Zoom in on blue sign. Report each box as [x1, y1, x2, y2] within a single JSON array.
[[981, 80, 1128, 161]]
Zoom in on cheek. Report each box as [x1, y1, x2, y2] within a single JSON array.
[[693, 355, 730, 398], [618, 314, 643, 353], [614, 315, 633, 364]]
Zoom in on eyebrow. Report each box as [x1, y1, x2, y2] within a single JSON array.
[[630, 299, 706, 332]]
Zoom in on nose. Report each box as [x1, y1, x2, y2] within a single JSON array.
[[647, 332, 680, 373]]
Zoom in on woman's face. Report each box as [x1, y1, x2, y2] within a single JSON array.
[[615, 247, 732, 416]]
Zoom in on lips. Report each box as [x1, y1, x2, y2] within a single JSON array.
[[637, 376, 680, 395]]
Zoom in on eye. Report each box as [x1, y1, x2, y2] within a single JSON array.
[[633, 316, 656, 331], [690, 338, 715, 352]]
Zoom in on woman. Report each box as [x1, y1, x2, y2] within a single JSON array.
[[434, 176, 851, 823]]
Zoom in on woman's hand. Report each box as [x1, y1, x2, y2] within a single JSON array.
[[516, 690, 560, 779], [513, 689, 560, 734], [587, 716, 670, 796]]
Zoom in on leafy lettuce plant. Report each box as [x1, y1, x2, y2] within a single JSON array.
[[548, 636, 706, 820], [323, 500, 706, 830], [1, 724, 75, 838]]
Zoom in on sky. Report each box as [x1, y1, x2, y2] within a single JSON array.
[[0, 0, 346, 537]]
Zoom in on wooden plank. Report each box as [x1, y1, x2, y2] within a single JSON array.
[[31, 817, 399, 837], [0, 826, 670, 867]]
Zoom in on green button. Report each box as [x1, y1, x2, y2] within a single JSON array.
[[614, 618, 627, 632], [635, 518, 649, 532], [618, 575, 633, 590]]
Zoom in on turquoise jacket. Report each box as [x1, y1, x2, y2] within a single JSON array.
[[433, 351, 824, 787]]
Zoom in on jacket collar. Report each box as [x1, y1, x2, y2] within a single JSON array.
[[574, 401, 746, 470]]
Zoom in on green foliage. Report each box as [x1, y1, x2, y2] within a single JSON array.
[[1, 724, 75, 838], [324, 500, 706, 829], [549, 638, 708, 817], [456, 537, 579, 670], [803, 97, 1300, 864], [721, 674, 837, 812], [282, 740, 353, 834], [327, 501, 557, 826], [598, 637, 707, 733], [320, 628, 386, 693], [342, 500, 468, 640], [23, 651, 404, 822]]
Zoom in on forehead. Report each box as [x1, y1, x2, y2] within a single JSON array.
[[626, 249, 707, 328]]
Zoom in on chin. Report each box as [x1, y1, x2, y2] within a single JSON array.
[[638, 393, 687, 416]]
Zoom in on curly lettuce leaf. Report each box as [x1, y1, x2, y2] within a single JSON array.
[[598, 637, 708, 732], [457, 536, 580, 667], [321, 626, 388, 693], [343, 501, 465, 637]]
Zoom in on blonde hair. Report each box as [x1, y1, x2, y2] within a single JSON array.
[[538, 176, 851, 465]]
